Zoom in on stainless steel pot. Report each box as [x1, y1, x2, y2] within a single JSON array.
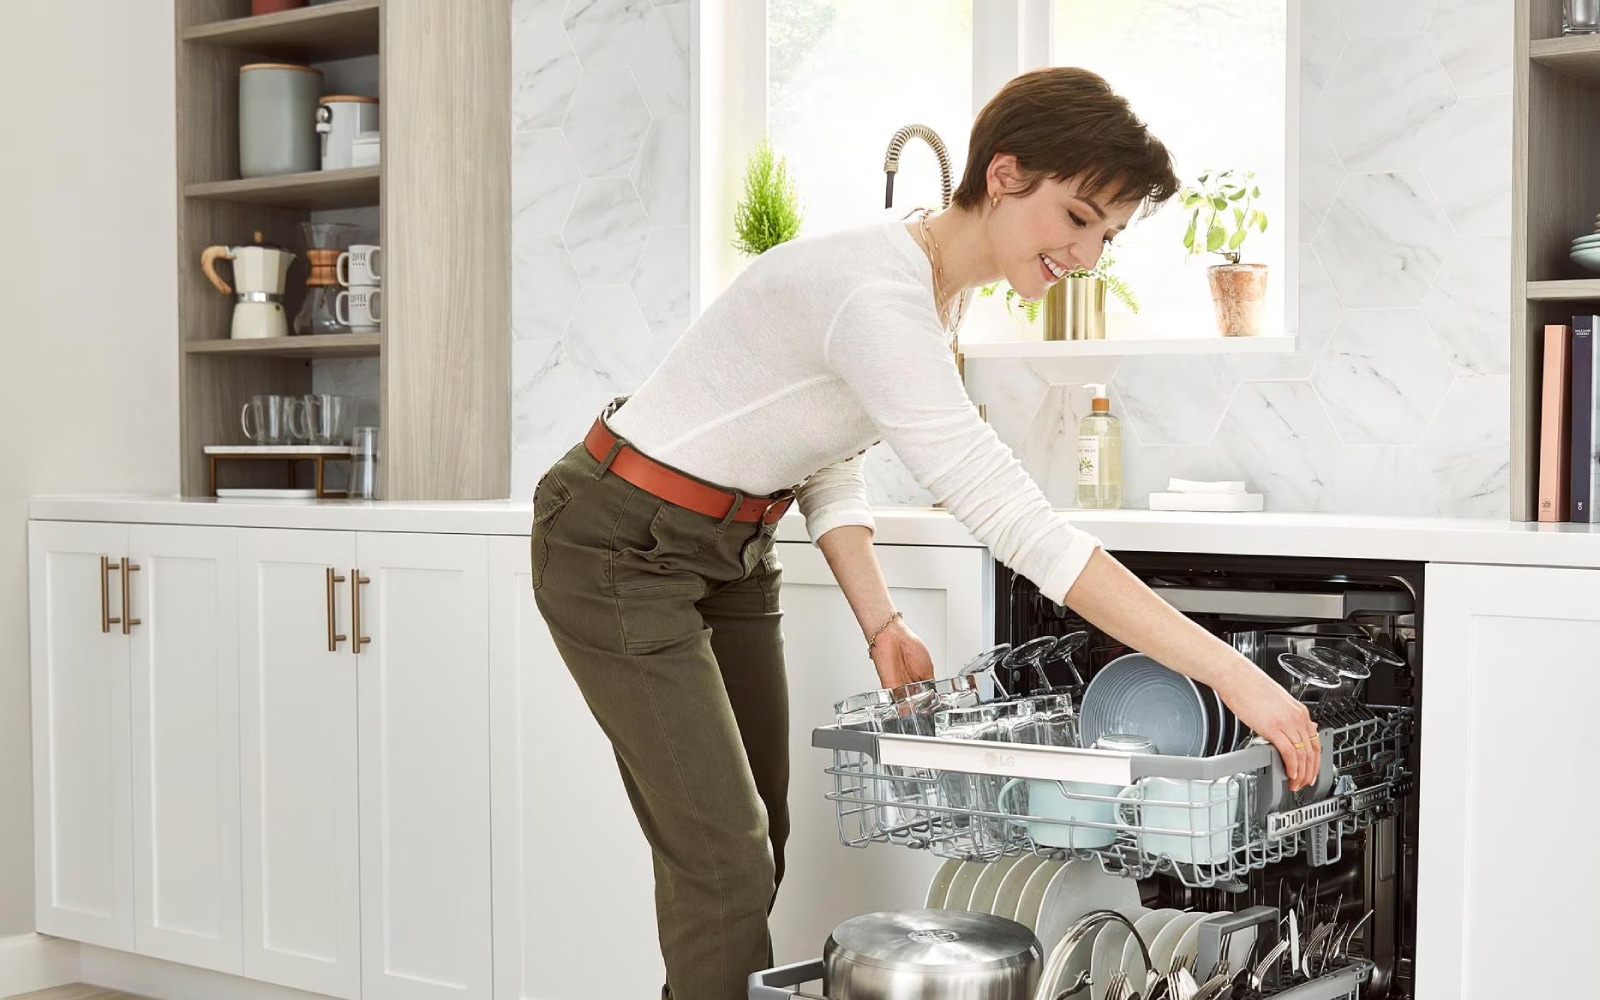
[[822, 909, 1041, 999]]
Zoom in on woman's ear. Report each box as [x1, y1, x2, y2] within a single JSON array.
[[986, 153, 1028, 197]]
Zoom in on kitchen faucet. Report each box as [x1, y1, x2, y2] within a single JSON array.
[[883, 124, 953, 210]]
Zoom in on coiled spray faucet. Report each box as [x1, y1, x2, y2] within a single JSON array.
[[883, 124, 953, 210]]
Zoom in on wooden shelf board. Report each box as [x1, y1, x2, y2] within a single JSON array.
[[1526, 279, 1600, 301], [182, 0, 380, 61], [185, 334, 381, 359], [185, 166, 379, 211], [1530, 35, 1600, 83]]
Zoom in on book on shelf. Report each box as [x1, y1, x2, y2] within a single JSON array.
[[1574, 316, 1600, 524], [1540, 324, 1571, 522]]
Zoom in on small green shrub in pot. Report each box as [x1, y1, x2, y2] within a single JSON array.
[[732, 137, 803, 256]]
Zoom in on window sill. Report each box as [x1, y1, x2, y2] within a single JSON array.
[[957, 335, 1295, 359]]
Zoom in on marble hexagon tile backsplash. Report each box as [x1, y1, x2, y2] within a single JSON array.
[[508, 0, 690, 498], [950, 0, 1514, 518]]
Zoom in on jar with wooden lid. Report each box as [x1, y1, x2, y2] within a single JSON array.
[[239, 62, 322, 178]]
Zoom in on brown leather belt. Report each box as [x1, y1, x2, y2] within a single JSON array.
[[584, 419, 795, 525]]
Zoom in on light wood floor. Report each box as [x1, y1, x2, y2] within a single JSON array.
[[7, 986, 152, 1000]]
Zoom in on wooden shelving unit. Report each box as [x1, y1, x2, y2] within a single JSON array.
[[174, 0, 509, 500], [1511, 1, 1600, 519]]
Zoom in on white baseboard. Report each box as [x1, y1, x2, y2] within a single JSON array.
[[0, 933, 80, 997], [79, 946, 335, 1000]]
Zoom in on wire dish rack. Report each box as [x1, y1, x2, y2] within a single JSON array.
[[814, 706, 1413, 890]]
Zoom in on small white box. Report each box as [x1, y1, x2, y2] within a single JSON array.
[[351, 131, 381, 168]]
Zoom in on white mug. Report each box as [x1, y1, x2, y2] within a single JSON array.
[[1117, 777, 1241, 865], [336, 285, 383, 332], [999, 778, 1124, 850], [337, 244, 382, 286]]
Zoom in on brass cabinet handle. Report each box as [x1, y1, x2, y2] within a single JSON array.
[[121, 560, 141, 635], [351, 569, 371, 654], [326, 568, 348, 651], [100, 556, 122, 633]]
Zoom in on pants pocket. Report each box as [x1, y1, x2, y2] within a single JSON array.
[[530, 474, 571, 591]]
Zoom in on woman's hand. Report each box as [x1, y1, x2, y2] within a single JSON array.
[[1214, 666, 1321, 792], [869, 620, 936, 691]]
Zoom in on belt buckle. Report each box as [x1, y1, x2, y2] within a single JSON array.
[[759, 496, 790, 525]]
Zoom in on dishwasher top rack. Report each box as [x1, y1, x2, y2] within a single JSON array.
[[815, 705, 1413, 890]]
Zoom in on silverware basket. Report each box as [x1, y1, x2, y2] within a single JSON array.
[[815, 706, 1413, 890]]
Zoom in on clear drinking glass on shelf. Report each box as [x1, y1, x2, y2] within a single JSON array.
[[349, 425, 379, 499], [1567, 0, 1600, 34], [835, 689, 895, 731]]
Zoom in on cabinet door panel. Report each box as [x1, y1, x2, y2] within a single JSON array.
[[357, 532, 491, 1000], [238, 528, 360, 1000], [29, 520, 134, 949], [1418, 564, 1600, 1000], [129, 524, 242, 973]]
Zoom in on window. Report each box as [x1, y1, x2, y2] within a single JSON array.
[[695, 0, 1296, 341], [1050, 0, 1290, 339], [767, 0, 973, 240]]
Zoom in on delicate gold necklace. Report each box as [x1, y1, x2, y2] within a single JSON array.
[[915, 209, 967, 334]]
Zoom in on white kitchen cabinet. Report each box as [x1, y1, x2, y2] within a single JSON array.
[[29, 520, 136, 950], [487, 536, 663, 1000], [127, 525, 242, 973], [355, 532, 491, 1000], [1417, 564, 1600, 1000], [30, 520, 241, 972], [764, 541, 989, 966], [238, 528, 362, 999], [238, 528, 492, 1000]]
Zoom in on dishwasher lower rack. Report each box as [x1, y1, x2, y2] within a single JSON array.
[[814, 706, 1413, 891]]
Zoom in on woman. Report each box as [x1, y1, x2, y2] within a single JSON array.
[[529, 67, 1319, 1000]]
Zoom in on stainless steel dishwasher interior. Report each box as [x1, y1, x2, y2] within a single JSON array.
[[994, 551, 1423, 1000]]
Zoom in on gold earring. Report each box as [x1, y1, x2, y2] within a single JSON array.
[[990, 196, 999, 209]]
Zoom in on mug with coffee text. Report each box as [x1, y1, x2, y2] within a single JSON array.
[[335, 286, 383, 332], [337, 244, 382, 287]]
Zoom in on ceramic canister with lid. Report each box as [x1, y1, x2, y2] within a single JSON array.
[[317, 96, 379, 171], [239, 63, 323, 177]]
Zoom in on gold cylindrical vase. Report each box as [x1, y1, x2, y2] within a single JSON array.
[[1044, 276, 1106, 341]]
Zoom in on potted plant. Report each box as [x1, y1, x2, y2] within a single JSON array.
[[977, 280, 1044, 337], [732, 136, 803, 256], [1180, 168, 1269, 336], [1046, 249, 1139, 341]]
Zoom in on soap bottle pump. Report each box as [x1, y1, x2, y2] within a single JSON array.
[[1076, 384, 1122, 509]]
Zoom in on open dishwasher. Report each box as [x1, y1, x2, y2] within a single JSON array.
[[752, 552, 1422, 1000]]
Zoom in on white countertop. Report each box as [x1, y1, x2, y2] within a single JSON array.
[[26, 494, 1600, 570]]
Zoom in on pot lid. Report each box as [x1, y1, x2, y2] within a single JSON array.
[[826, 910, 1039, 973], [320, 94, 379, 104]]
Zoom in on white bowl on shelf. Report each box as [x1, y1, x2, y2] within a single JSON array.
[[1571, 248, 1600, 273]]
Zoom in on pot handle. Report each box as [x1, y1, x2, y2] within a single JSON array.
[[747, 958, 828, 1000], [200, 246, 234, 295]]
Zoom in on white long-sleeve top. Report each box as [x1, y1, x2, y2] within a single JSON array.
[[605, 212, 1103, 602]]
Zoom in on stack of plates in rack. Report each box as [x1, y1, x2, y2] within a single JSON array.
[[1078, 653, 1244, 757]]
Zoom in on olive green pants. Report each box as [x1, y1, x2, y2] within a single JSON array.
[[530, 436, 790, 1000]]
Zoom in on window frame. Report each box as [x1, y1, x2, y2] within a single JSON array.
[[692, 0, 1300, 342]]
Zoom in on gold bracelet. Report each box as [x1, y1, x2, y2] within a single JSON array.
[[867, 610, 903, 650]]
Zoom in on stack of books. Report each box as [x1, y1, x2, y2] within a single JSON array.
[[1539, 317, 1600, 522]]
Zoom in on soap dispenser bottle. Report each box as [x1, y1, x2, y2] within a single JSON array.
[[1076, 384, 1122, 509]]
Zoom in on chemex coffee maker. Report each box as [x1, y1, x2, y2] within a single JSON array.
[[201, 232, 295, 339]]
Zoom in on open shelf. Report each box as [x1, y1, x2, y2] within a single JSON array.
[[1530, 34, 1600, 83], [1527, 279, 1600, 301], [184, 166, 380, 211], [182, 0, 380, 61], [185, 334, 381, 359]]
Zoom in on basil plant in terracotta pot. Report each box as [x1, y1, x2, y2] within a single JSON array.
[[1180, 168, 1269, 336]]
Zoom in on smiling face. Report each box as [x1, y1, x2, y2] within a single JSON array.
[[985, 154, 1142, 300]]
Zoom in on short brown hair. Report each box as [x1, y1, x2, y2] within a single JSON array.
[[952, 67, 1179, 216]]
